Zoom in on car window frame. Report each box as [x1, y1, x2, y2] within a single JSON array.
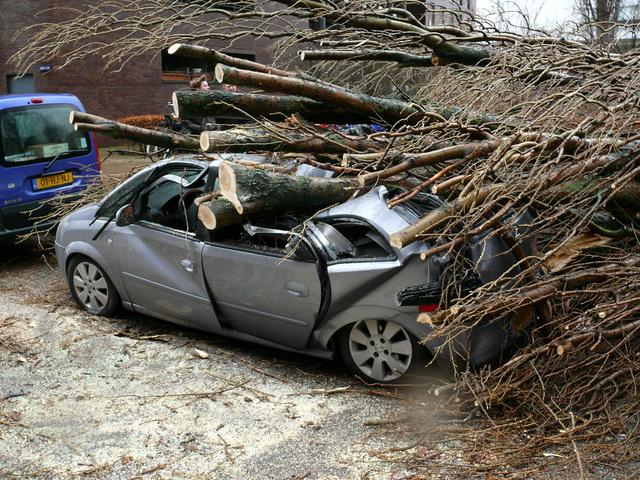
[[310, 215, 398, 265], [134, 165, 203, 236], [96, 162, 205, 238]]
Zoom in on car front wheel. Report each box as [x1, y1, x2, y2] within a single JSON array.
[[339, 319, 426, 384], [67, 256, 120, 316]]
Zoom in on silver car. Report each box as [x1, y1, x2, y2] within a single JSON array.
[[55, 157, 532, 383]]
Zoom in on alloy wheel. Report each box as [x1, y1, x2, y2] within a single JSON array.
[[347, 319, 413, 382], [72, 261, 110, 312]]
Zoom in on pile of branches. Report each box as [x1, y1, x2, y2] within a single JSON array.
[[14, 0, 640, 474]]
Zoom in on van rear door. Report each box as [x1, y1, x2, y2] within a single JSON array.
[[0, 102, 99, 232]]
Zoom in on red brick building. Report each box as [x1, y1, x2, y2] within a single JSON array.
[[0, 1, 277, 130]]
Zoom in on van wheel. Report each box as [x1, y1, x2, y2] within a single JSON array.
[[338, 319, 426, 384], [67, 256, 120, 316]]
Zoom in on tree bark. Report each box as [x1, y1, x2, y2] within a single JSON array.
[[218, 161, 355, 216], [70, 111, 199, 151], [172, 90, 370, 123], [200, 126, 380, 154]]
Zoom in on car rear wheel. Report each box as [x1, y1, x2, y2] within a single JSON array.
[[67, 256, 120, 316], [339, 319, 426, 384]]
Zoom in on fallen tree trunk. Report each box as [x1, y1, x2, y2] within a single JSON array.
[[70, 111, 200, 151], [215, 64, 499, 126], [217, 161, 355, 216], [197, 196, 246, 230], [200, 126, 380, 154], [172, 90, 370, 123], [215, 64, 422, 124]]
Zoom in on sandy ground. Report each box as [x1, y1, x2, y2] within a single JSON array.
[[0, 233, 444, 479]]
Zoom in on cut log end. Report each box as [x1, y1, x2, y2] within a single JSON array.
[[69, 110, 76, 124], [200, 131, 210, 152], [171, 91, 180, 118], [167, 43, 182, 55], [197, 203, 217, 230], [215, 64, 225, 84], [218, 161, 244, 213], [389, 234, 403, 249], [299, 51, 306, 61]]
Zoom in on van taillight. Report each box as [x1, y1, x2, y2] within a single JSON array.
[[30, 98, 44, 104], [92, 133, 101, 173], [419, 304, 439, 313]]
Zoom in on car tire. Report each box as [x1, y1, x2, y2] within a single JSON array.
[[66, 256, 121, 317], [338, 319, 427, 384]]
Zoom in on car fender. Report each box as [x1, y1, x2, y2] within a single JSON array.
[[62, 240, 132, 306], [315, 305, 431, 350]]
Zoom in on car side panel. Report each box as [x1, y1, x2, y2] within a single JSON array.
[[202, 244, 322, 350], [315, 255, 440, 348], [110, 223, 219, 332]]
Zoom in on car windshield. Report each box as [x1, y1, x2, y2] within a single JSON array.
[[97, 167, 157, 218], [0, 104, 91, 165]]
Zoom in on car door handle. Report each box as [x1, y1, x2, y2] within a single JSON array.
[[180, 259, 195, 273], [286, 282, 308, 297]]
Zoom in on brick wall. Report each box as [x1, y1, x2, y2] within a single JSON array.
[[0, 0, 279, 145]]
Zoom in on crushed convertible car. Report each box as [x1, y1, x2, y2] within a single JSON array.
[[55, 156, 535, 383]]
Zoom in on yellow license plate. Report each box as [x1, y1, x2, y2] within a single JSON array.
[[34, 172, 74, 190]]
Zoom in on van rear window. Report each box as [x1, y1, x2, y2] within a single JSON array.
[[0, 104, 91, 166]]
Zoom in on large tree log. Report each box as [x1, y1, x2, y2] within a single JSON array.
[[200, 125, 380, 154], [168, 43, 294, 77], [215, 64, 498, 126], [215, 64, 422, 124], [197, 196, 245, 230], [172, 90, 370, 123], [218, 161, 355, 216], [70, 111, 199, 151]]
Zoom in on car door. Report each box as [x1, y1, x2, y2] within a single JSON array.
[[201, 239, 323, 350], [108, 166, 218, 331]]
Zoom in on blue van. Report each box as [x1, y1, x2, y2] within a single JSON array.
[[0, 94, 100, 241]]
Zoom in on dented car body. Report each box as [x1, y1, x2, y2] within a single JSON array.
[[55, 156, 535, 383]]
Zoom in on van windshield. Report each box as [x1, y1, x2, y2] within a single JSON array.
[[0, 104, 91, 166]]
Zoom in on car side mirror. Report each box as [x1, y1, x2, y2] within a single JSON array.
[[115, 204, 136, 227]]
